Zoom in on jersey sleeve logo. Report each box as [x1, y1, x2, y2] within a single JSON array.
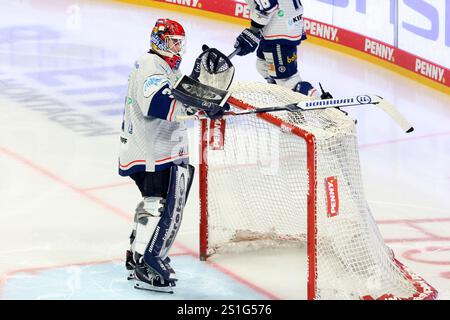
[[143, 75, 170, 98]]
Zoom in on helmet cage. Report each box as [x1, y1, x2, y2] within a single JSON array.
[[165, 35, 186, 58]]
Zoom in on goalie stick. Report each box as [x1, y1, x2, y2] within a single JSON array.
[[177, 93, 414, 133], [231, 95, 414, 133]]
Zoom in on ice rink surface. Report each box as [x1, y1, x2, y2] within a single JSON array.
[[0, 0, 449, 300]]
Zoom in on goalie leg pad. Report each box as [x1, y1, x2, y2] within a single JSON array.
[[143, 164, 193, 281], [128, 169, 171, 253], [184, 164, 195, 201], [133, 197, 165, 258]]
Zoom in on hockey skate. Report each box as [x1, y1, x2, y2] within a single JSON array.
[[126, 250, 177, 283], [133, 256, 176, 294], [125, 250, 136, 280]]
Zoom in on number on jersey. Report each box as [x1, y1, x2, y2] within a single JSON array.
[[254, 0, 303, 12], [255, 0, 277, 11], [292, 0, 303, 10]]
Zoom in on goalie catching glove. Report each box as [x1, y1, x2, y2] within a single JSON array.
[[190, 46, 235, 90]]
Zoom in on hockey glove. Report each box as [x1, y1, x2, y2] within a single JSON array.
[[234, 27, 262, 56]]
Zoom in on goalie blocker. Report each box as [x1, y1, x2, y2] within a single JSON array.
[[172, 75, 231, 119]]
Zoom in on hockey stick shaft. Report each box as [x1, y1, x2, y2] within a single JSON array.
[[177, 94, 414, 133], [232, 95, 413, 132], [228, 47, 241, 59], [179, 95, 382, 119]]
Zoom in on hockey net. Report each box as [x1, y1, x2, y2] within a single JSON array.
[[198, 81, 437, 300]]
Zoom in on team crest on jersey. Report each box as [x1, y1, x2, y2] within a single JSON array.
[[143, 75, 169, 98]]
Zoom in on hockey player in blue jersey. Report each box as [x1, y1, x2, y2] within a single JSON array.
[[234, 0, 332, 99]]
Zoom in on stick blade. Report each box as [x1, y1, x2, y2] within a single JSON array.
[[376, 99, 414, 133]]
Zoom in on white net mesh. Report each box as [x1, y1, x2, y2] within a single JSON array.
[[201, 81, 437, 300]]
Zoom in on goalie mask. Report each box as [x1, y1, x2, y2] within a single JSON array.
[[151, 18, 186, 70]]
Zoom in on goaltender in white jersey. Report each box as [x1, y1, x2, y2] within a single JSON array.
[[118, 51, 189, 175], [120, 18, 194, 294], [121, 18, 233, 294]]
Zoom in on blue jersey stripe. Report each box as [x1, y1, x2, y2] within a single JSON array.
[[119, 164, 146, 176], [155, 157, 189, 171], [147, 84, 174, 120]]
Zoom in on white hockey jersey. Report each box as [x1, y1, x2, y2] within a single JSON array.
[[118, 53, 189, 176], [247, 0, 305, 44]]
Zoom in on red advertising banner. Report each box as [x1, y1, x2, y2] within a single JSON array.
[[209, 118, 226, 151], [153, 0, 246, 17], [153, 0, 243, 18], [325, 176, 339, 218]]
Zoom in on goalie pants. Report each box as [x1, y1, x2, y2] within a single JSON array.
[[130, 169, 171, 198]]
